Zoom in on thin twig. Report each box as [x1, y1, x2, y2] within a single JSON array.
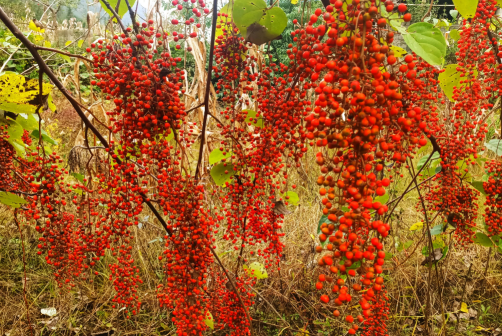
[[421, 0, 434, 22], [34, 46, 92, 62], [0, 7, 109, 148]]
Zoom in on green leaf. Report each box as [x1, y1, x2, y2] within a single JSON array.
[[203, 311, 214, 330], [209, 148, 233, 165], [233, 0, 267, 37], [422, 238, 445, 256], [245, 7, 287, 45], [317, 214, 332, 234], [381, 5, 406, 34], [243, 109, 264, 127], [439, 245, 449, 261], [31, 129, 57, 145], [71, 173, 84, 183], [243, 261, 268, 279], [210, 163, 235, 186], [374, 192, 389, 205], [399, 240, 413, 251], [0, 191, 27, 208], [282, 191, 299, 205], [165, 129, 175, 142], [473, 232, 493, 247], [5, 120, 23, 141], [9, 140, 26, 156], [59, 53, 71, 63], [100, 0, 137, 20], [15, 114, 39, 131], [417, 151, 440, 170], [423, 165, 442, 178], [233, 0, 287, 45], [485, 139, 502, 156], [435, 19, 451, 28], [449, 29, 460, 41], [438, 64, 478, 101], [470, 181, 486, 195], [452, 0, 479, 19], [430, 224, 443, 236], [402, 22, 447, 66], [450, 10, 459, 19]]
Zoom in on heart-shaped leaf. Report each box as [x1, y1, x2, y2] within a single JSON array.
[[402, 22, 446, 66], [485, 139, 502, 156], [282, 191, 299, 205], [210, 163, 235, 186], [243, 261, 268, 279], [203, 311, 214, 330], [438, 64, 478, 101], [233, 0, 287, 45], [209, 148, 233, 165], [473, 232, 493, 247]]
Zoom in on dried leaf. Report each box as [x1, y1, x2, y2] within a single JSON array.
[[273, 200, 291, 215], [421, 248, 443, 266]]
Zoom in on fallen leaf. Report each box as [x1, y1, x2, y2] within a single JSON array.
[[460, 302, 468, 313], [273, 200, 291, 215], [421, 248, 443, 266], [41, 307, 57, 317]]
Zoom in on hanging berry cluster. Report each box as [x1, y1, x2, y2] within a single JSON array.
[[5, 0, 502, 334], [425, 0, 498, 245], [484, 160, 502, 236]]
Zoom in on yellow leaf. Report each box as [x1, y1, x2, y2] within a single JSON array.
[[475, 326, 491, 331], [34, 35, 44, 42], [410, 222, 424, 231], [0, 73, 53, 114], [291, 0, 299, 3], [460, 302, 468, 313], [390, 45, 407, 58], [203, 311, 214, 330], [78, 39, 84, 48], [294, 327, 309, 336], [29, 20, 41, 32], [215, 3, 235, 38], [65, 41, 72, 47], [44, 41, 51, 48]]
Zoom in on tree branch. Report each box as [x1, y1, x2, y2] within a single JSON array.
[[194, 0, 219, 179], [0, 6, 110, 148]]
